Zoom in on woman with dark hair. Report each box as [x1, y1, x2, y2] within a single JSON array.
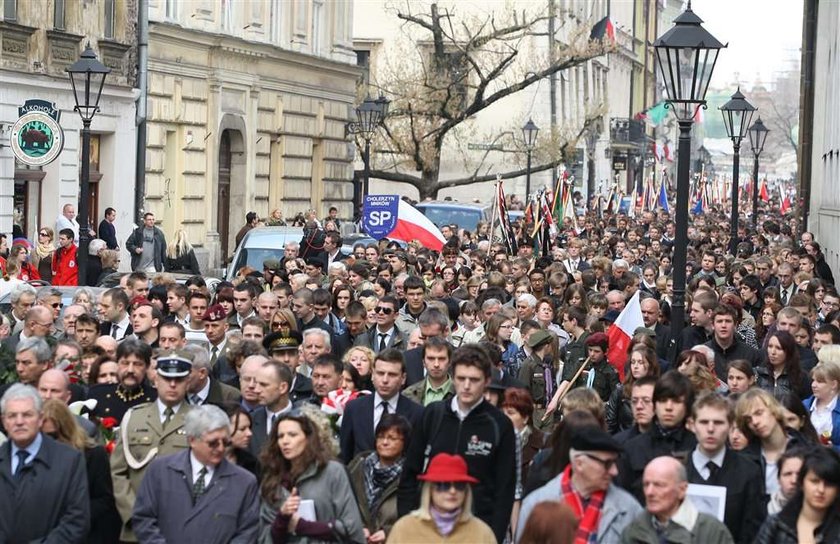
[[728, 265, 750, 291], [148, 284, 169, 318], [756, 330, 810, 400], [776, 391, 820, 445], [767, 447, 808, 515], [484, 314, 518, 370], [259, 411, 365, 543], [727, 359, 757, 394], [756, 302, 783, 347], [332, 286, 352, 321], [763, 286, 782, 308], [606, 344, 660, 434], [755, 447, 840, 543], [806, 278, 828, 305], [676, 349, 719, 394], [224, 403, 260, 478], [214, 286, 235, 317], [347, 414, 410, 543], [516, 501, 577, 544], [440, 266, 458, 292], [500, 388, 546, 489], [41, 399, 121, 543], [562, 283, 590, 313], [372, 277, 391, 298]]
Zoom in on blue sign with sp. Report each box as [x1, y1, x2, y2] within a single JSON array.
[[362, 195, 399, 240]]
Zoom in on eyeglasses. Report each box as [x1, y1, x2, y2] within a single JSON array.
[[581, 453, 618, 471], [631, 397, 653, 406], [432, 481, 468, 493], [203, 438, 233, 450], [374, 306, 394, 315]]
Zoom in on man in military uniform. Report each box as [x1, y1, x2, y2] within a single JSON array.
[[110, 352, 192, 542], [559, 332, 619, 402], [517, 329, 556, 431], [89, 339, 156, 421]]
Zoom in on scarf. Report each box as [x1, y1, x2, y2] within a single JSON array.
[[430, 505, 461, 537], [34, 242, 54, 261], [362, 454, 403, 509], [561, 464, 605, 544]]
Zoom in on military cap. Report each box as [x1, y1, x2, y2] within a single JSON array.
[[570, 425, 623, 453], [263, 330, 303, 352], [202, 304, 228, 322], [156, 353, 192, 378], [527, 329, 554, 349], [585, 331, 609, 350], [263, 258, 281, 271]]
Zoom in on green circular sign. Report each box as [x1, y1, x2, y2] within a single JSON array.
[[11, 112, 64, 166]]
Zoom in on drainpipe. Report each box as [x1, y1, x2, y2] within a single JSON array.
[[135, 0, 149, 224]]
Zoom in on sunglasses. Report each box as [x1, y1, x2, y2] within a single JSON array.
[[204, 438, 233, 450], [374, 306, 394, 315], [51, 303, 63, 309], [582, 453, 618, 471], [432, 481, 468, 492], [39, 232, 49, 237]]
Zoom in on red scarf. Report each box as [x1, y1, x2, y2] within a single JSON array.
[[560, 464, 606, 544]]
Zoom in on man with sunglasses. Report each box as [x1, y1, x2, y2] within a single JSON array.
[[354, 295, 405, 354], [111, 352, 193, 542], [517, 426, 641, 543], [133, 404, 259, 542]]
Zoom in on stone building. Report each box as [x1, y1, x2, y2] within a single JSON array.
[[145, 0, 360, 268], [0, 0, 137, 246]]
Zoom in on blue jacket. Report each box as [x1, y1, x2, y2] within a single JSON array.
[[803, 395, 840, 450]]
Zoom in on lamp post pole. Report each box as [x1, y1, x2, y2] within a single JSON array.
[[362, 137, 372, 206], [78, 118, 92, 284], [752, 152, 760, 229], [748, 117, 769, 229], [729, 142, 741, 255], [525, 148, 532, 201], [670, 119, 693, 348]]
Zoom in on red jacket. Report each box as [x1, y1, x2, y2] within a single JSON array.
[[19, 262, 40, 282], [52, 244, 78, 286]]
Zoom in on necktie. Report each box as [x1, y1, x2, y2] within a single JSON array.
[[378, 333, 387, 352], [163, 406, 174, 428], [14, 450, 28, 478], [210, 347, 219, 367], [381, 400, 390, 416], [781, 289, 788, 305], [190, 394, 202, 405], [192, 466, 208, 502], [706, 461, 719, 480], [269, 413, 277, 435], [111, 323, 119, 339]]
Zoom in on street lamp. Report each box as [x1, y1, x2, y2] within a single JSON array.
[[654, 1, 724, 356], [522, 118, 539, 200], [347, 94, 389, 210], [720, 88, 756, 255], [748, 117, 770, 229], [66, 43, 110, 285]]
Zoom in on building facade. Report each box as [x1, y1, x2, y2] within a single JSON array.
[[145, 0, 360, 269], [0, 0, 137, 248]]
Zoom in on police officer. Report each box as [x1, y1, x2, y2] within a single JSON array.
[[517, 329, 556, 431], [110, 352, 193, 542]]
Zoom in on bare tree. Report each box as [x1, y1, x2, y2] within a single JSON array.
[[360, 2, 614, 200], [766, 94, 798, 165]]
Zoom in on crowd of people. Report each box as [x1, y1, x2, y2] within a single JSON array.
[[3, 199, 840, 544]]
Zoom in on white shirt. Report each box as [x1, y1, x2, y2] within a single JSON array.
[[156, 400, 184, 424], [111, 313, 131, 341], [691, 448, 726, 480], [191, 379, 211, 405], [451, 396, 482, 421], [374, 326, 396, 350], [373, 392, 398, 429], [810, 395, 837, 440], [266, 402, 293, 435], [190, 451, 215, 489], [56, 214, 80, 243]]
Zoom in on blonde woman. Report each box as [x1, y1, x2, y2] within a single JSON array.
[[164, 229, 200, 274], [31, 226, 55, 282]]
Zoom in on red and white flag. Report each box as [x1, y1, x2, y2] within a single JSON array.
[[606, 291, 645, 381]]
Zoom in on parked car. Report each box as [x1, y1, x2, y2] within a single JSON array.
[[225, 226, 303, 281], [414, 201, 491, 232]]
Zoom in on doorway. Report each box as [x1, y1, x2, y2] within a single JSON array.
[[217, 130, 232, 264]]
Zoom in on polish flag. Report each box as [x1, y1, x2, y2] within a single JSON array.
[[606, 291, 645, 381], [388, 199, 447, 251]]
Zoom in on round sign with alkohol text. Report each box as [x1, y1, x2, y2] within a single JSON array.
[[11, 111, 64, 166]]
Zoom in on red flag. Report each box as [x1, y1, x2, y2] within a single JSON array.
[[760, 180, 769, 202], [606, 292, 644, 381]]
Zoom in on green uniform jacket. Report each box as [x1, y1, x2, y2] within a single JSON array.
[[110, 402, 191, 542], [561, 358, 620, 402], [621, 511, 734, 544], [518, 354, 555, 406]]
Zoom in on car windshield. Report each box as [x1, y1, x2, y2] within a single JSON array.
[[231, 248, 285, 275], [418, 206, 482, 231]]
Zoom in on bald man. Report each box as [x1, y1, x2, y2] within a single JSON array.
[[38, 368, 99, 440], [621, 456, 733, 543], [640, 296, 671, 362], [2, 306, 53, 352], [95, 336, 118, 361]]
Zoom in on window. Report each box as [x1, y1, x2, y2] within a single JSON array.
[[221, 0, 233, 31], [311, 0, 324, 55], [54, 0, 65, 30], [3, 0, 17, 22], [270, 0, 282, 43], [355, 50, 370, 86], [104, 0, 115, 39], [164, 0, 177, 20]]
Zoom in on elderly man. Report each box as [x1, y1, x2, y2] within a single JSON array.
[[640, 296, 671, 362], [38, 368, 98, 439], [132, 404, 259, 543], [0, 384, 90, 543], [111, 353, 193, 542], [2, 305, 53, 352], [183, 344, 241, 406], [517, 426, 642, 543], [622, 456, 733, 543], [300, 328, 331, 378], [12, 337, 52, 388], [7, 283, 36, 334]]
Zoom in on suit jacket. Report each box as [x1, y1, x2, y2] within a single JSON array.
[[133, 449, 259, 544], [98, 219, 118, 250], [653, 322, 672, 363], [110, 402, 191, 541], [339, 393, 423, 463], [248, 407, 271, 458], [355, 326, 407, 354], [204, 379, 242, 405], [99, 320, 134, 341], [0, 434, 90, 543], [403, 347, 425, 387]]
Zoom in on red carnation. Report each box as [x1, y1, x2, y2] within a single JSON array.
[[101, 417, 119, 429], [105, 439, 116, 455]]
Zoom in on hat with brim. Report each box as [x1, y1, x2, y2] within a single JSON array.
[[527, 329, 554, 349], [263, 331, 302, 352], [156, 354, 192, 378], [417, 453, 479, 484], [570, 425, 623, 453]]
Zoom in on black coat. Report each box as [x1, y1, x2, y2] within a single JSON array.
[[402, 347, 425, 387], [0, 435, 90, 543], [605, 384, 633, 434], [755, 494, 840, 544], [86, 255, 103, 287], [98, 219, 118, 250], [617, 422, 697, 503], [339, 394, 423, 463], [85, 445, 122, 544], [164, 249, 201, 275], [685, 448, 766, 543]]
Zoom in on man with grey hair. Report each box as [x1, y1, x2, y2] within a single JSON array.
[[622, 456, 733, 543], [300, 328, 331, 377], [0, 383, 90, 542], [13, 337, 52, 388], [460, 298, 502, 345], [133, 404, 259, 543], [183, 344, 241, 406], [7, 283, 37, 334]]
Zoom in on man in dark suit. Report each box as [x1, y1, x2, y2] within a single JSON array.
[[98, 287, 133, 341], [183, 344, 241, 406], [1, 306, 53, 353], [354, 295, 406, 354], [324, 232, 349, 268], [248, 356, 294, 457], [0, 384, 90, 542], [340, 348, 423, 463], [98, 207, 119, 250], [132, 404, 259, 542], [640, 296, 671, 364]]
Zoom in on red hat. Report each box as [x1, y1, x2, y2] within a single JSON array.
[[417, 453, 478, 484], [585, 331, 609, 350], [203, 304, 228, 322]]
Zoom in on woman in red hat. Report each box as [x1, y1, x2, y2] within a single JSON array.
[[387, 453, 495, 543]]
